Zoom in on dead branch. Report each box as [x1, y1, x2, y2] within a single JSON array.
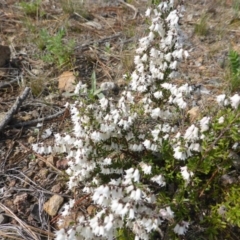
[[118, 0, 139, 19], [75, 32, 122, 52], [7, 108, 66, 128], [0, 202, 40, 240], [0, 87, 30, 132], [0, 78, 18, 88]]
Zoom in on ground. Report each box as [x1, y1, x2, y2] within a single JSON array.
[[0, 0, 239, 239]]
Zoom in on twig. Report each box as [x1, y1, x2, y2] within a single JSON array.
[[0, 78, 18, 88], [18, 141, 68, 177], [75, 32, 122, 52], [26, 225, 54, 239], [0, 87, 30, 132], [0, 202, 40, 240], [0, 230, 24, 240], [118, 0, 139, 19], [199, 169, 218, 197], [7, 108, 66, 128]]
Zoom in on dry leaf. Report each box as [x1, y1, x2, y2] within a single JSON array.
[[187, 107, 200, 123], [58, 71, 76, 92]]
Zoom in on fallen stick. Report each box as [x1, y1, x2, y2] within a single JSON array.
[[0, 87, 30, 132], [75, 32, 122, 51], [118, 0, 139, 19], [7, 108, 66, 128], [0, 78, 18, 88]]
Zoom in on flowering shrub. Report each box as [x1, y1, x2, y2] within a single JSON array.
[[33, 1, 240, 239]]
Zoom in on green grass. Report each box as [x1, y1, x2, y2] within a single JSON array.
[[194, 14, 208, 36], [37, 28, 75, 68]]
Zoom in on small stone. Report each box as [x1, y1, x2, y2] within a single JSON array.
[[43, 195, 64, 216], [28, 136, 35, 144], [38, 168, 48, 178], [87, 205, 96, 216], [51, 183, 62, 193]]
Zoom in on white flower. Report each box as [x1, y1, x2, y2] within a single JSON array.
[[129, 208, 135, 219], [180, 166, 193, 184], [232, 143, 238, 150], [184, 125, 199, 141], [216, 94, 226, 105], [173, 146, 187, 160], [184, 50, 189, 58], [199, 116, 210, 132], [230, 94, 240, 109], [154, 23, 165, 37], [55, 229, 68, 240], [151, 175, 166, 186], [145, 8, 151, 17], [99, 97, 108, 110], [173, 221, 189, 235], [130, 189, 142, 201], [141, 53, 148, 62], [139, 162, 152, 174], [150, 108, 162, 119], [159, 206, 174, 220], [170, 60, 178, 69], [129, 143, 144, 152], [153, 91, 163, 99], [189, 143, 201, 152], [143, 139, 151, 149], [218, 116, 224, 124], [148, 31, 155, 41], [133, 169, 140, 182]]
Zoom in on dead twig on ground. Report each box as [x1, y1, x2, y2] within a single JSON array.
[[118, 0, 139, 19], [75, 32, 122, 52], [0, 78, 18, 88], [0, 87, 30, 132], [7, 108, 67, 128], [0, 202, 40, 240], [18, 141, 68, 177]]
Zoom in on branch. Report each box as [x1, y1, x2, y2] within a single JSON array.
[[0, 87, 30, 132], [7, 108, 66, 128]]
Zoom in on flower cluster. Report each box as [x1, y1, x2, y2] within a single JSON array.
[[33, 0, 240, 239]]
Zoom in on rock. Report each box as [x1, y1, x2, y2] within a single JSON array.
[[51, 183, 62, 193], [43, 195, 64, 216], [0, 45, 11, 67], [38, 168, 48, 178], [87, 205, 97, 216], [27, 136, 36, 144]]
